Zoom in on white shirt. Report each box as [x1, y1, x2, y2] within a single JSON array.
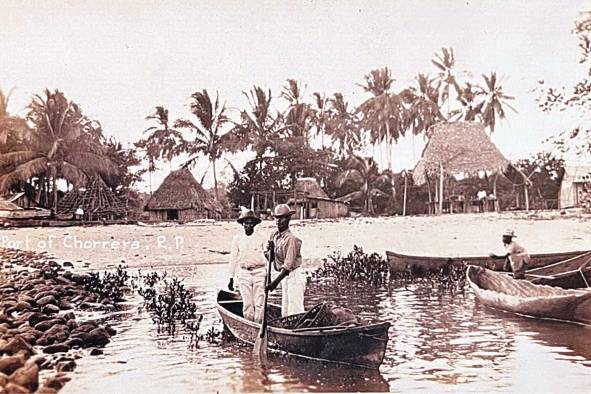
[[228, 229, 267, 277]]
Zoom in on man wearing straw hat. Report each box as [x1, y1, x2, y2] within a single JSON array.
[[265, 203, 306, 317], [228, 209, 268, 322], [489, 228, 530, 279]]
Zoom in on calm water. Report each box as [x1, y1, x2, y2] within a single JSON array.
[[63, 264, 591, 393]]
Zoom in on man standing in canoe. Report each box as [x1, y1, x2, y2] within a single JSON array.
[[265, 204, 306, 317], [489, 228, 531, 279], [228, 209, 268, 322]]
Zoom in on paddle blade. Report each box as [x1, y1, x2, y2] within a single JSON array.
[[253, 331, 268, 367]]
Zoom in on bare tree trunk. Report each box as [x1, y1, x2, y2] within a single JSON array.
[[212, 158, 219, 201], [403, 174, 408, 216], [52, 174, 58, 213], [524, 185, 530, 211], [438, 163, 444, 215], [493, 174, 499, 212]]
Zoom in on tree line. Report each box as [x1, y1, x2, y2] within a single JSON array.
[[1, 46, 550, 216]]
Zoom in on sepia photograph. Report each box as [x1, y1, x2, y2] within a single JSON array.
[[1, 1, 591, 392]]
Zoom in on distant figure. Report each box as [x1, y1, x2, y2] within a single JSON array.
[[477, 190, 487, 212], [489, 229, 530, 279], [457, 192, 466, 213], [75, 207, 84, 220], [265, 204, 305, 317], [228, 209, 268, 322]]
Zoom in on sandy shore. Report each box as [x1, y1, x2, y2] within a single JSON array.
[[1, 212, 590, 270]]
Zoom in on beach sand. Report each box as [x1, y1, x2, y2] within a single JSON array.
[[1, 212, 590, 270]]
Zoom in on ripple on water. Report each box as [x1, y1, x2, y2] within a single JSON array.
[[63, 265, 591, 392]]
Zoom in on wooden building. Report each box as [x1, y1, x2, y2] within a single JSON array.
[[144, 168, 222, 221], [559, 166, 591, 209], [250, 178, 349, 219], [57, 176, 125, 221]]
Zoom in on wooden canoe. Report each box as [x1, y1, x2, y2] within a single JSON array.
[[216, 289, 390, 370], [386, 249, 591, 273], [525, 252, 591, 289], [466, 265, 591, 325]]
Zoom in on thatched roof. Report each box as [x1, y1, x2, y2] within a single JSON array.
[[58, 177, 125, 216], [413, 122, 510, 185], [145, 168, 221, 212], [295, 178, 329, 199]]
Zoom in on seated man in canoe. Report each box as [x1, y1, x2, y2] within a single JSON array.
[[228, 209, 268, 322], [489, 228, 530, 279], [265, 204, 306, 317]]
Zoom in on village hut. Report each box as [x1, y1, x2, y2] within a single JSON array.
[[249, 178, 349, 219], [57, 176, 125, 221], [558, 166, 591, 209], [144, 168, 222, 221], [413, 122, 528, 214]]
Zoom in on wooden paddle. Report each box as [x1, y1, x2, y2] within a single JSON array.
[[253, 243, 274, 366]]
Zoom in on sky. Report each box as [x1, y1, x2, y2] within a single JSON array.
[[1, 0, 590, 191]]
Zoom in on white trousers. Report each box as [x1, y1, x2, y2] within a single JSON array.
[[237, 267, 266, 322], [280, 268, 306, 317]]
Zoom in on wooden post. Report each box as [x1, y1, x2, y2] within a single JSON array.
[[403, 174, 408, 217], [524, 185, 530, 211], [493, 173, 499, 212], [439, 163, 444, 215], [250, 194, 254, 211]]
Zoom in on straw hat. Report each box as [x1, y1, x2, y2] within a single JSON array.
[[237, 210, 261, 225], [272, 204, 296, 218], [502, 228, 516, 238]]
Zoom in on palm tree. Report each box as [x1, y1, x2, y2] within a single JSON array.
[[0, 89, 117, 211], [478, 72, 516, 134], [135, 106, 182, 193], [404, 74, 445, 138], [311, 92, 329, 148], [0, 88, 29, 150], [432, 47, 464, 119], [174, 90, 234, 200], [326, 93, 360, 157], [282, 79, 314, 142], [335, 155, 393, 215], [233, 86, 284, 165], [357, 67, 406, 171]]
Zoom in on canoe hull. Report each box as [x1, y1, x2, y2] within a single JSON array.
[[525, 252, 591, 289], [387, 249, 591, 273], [467, 265, 591, 325], [216, 290, 390, 369]]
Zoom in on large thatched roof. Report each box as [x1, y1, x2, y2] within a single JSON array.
[[145, 168, 220, 212], [413, 122, 510, 185], [58, 177, 125, 216], [295, 178, 329, 199]]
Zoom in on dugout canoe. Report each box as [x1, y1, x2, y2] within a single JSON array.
[[216, 289, 390, 370], [386, 249, 591, 273], [525, 252, 591, 289], [466, 265, 591, 325]]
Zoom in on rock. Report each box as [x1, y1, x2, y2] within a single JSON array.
[[0, 354, 24, 375], [75, 323, 97, 333], [66, 320, 78, 330], [56, 359, 76, 372], [68, 332, 90, 346], [35, 296, 57, 308], [40, 374, 70, 391], [62, 312, 75, 322], [38, 325, 69, 346], [37, 387, 59, 394], [58, 301, 73, 310], [0, 372, 8, 387], [104, 325, 117, 336], [41, 305, 59, 315], [9, 362, 39, 392], [64, 338, 82, 349], [87, 327, 110, 347], [4, 382, 30, 394], [43, 343, 69, 354], [89, 348, 103, 356], [34, 319, 65, 333], [13, 302, 32, 313], [0, 336, 33, 356], [27, 313, 49, 327]]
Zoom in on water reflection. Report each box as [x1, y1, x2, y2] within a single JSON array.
[[63, 264, 591, 393]]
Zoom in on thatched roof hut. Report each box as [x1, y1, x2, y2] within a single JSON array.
[[57, 177, 125, 220], [294, 178, 329, 199], [413, 122, 510, 185], [145, 168, 221, 221]]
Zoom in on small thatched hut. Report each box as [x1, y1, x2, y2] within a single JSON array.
[[289, 178, 349, 219], [559, 166, 591, 209], [145, 168, 221, 221], [57, 177, 125, 221], [413, 122, 523, 213]]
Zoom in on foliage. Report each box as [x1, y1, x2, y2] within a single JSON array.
[[335, 155, 394, 214], [538, 11, 591, 155], [83, 265, 130, 302], [312, 245, 391, 287], [0, 89, 118, 211]]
